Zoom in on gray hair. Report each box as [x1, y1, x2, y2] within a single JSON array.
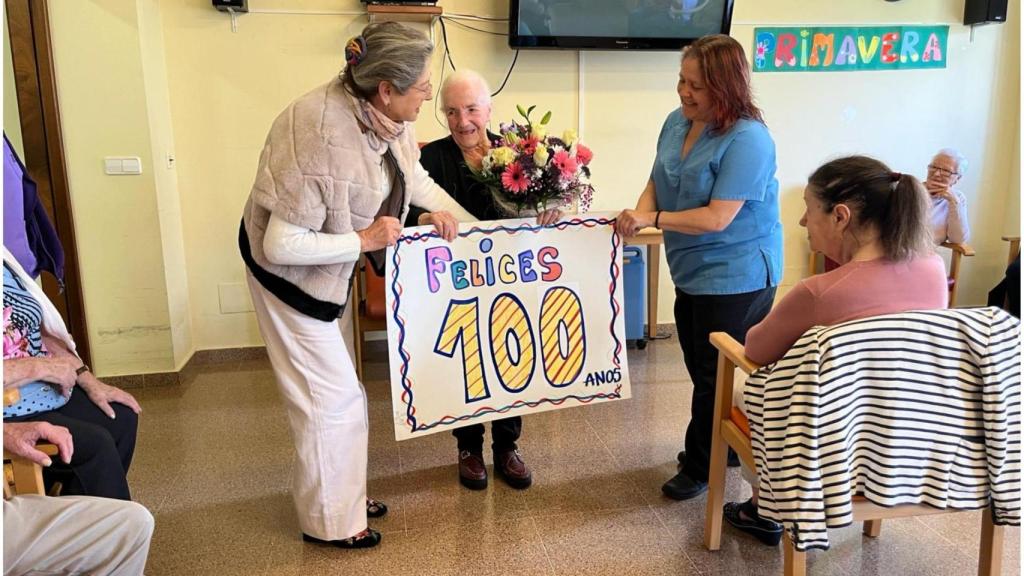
[[934, 147, 968, 175], [440, 70, 493, 110], [341, 22, 433, 99]]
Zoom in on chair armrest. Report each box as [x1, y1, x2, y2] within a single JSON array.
[[941, 241, 975, 257], [709, 332, 762, 375], [1002, 236, 1020, 243], [4, 444, 58, 461]]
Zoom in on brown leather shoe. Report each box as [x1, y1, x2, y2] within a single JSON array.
[[458, 450, 487, 490], [494, 449, 532, 489]]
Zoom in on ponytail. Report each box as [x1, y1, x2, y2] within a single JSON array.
[[880, 173, 931, 261]]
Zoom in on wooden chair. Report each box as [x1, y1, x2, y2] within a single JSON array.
[[352, 256, 387, 381], [4, 445, 58, 498], [1002, 236, 1020, 267], [807, 241, 975, 307], [703, 331, 1006, 576], [2, 389, 59, 498], [942, 241, 976, 307]]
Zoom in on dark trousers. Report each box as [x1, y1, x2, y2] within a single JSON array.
[[675, 285, 775, 483], [452, 416, 522, 454], [8, 388, 138, 500]]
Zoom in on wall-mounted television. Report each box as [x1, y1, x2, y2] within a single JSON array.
[[508, 0, 734, 50]]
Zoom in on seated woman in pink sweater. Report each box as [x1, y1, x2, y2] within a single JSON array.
[[724, 155, 948, 546]]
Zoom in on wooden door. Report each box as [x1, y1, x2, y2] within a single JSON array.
[[6, 0, 90, 363]]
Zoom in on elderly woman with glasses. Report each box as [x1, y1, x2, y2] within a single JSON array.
[[924, 148, 971, 244], [239, 21, 475, 549]]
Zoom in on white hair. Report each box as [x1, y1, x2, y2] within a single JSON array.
[[440, 69, 492, 110], [934, 147, 968, 175]]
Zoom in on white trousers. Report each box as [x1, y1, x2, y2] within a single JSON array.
[[247, 273, 368, 540], [4, 495, 154, 576]]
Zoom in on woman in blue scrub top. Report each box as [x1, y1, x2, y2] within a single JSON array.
[[616, 34, 783, 501]]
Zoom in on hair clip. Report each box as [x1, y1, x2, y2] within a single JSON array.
[[345, 35, 367, 67]]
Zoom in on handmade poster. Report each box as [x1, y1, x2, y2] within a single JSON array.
[[753, 26, 949, 73], [385, 214, 631, 440]]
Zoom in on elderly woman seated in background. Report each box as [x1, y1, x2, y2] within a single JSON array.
[[3, 248, 141, 500], [722, 155, 948, 546], [924, 148, 970, 244]]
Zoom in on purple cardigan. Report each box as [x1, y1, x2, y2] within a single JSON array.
[[3, 133, 63, 283]]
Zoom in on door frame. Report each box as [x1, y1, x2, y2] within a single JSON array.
[[6, 0, 91, 363]]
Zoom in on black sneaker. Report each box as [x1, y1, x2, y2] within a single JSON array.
[[723, 499, 783, 546], [661, 471, 708, 500]]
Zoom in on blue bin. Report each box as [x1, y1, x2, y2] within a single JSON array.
[[622, 246, 647, 349]]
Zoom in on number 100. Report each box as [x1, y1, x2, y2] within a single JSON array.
[[433, 287, 587, 402]]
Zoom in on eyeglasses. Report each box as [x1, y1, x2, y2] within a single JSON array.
[[927, 164, 959, 178], [408, 81, 433, 96]]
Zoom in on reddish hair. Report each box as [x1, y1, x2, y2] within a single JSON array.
[[682, 35, 763, 132]]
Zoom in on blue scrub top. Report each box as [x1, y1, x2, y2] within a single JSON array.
[[651, 109, 783, 295]]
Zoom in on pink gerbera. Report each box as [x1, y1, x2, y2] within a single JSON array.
[[552, 150, 578, 179], [575, 143, 593, 166], [501, 162, 531, 195]]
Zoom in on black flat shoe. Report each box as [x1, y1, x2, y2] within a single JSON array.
[[661, 471, 708, 501], [677, 450, 740, 470], [366, 498, 388, 518], [302, 528, 382, 549], [723, 499, 783, 546]]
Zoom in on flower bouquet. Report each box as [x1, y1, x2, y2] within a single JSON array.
[[472, 105, 594, 217]]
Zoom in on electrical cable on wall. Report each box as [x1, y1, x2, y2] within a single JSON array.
[[437, 17, 520, 95], [490, 49, 519, 98], [438, 17, 457, 70], [446, 18, 506, 36], [430, 14, 519, 129]]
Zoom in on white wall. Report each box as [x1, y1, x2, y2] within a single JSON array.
[[47, 0, 178, 375], [40, 0, 1021, 373], [3, 4, 22, 156]]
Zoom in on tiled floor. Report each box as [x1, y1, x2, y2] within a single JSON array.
[[131, 336, 1020, 575]]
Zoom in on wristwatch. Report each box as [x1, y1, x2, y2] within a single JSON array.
[[75, 363, 91, 376]]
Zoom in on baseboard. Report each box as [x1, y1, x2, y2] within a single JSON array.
[[102, 346, 268, 389], [101, 323, 678, 389]]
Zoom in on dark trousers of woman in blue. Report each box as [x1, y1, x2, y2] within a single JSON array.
[[674, 285, 775, 483]]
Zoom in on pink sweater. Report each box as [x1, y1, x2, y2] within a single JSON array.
[[744, 254, 948, 365]]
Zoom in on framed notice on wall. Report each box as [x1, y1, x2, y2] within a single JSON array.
[[385, 215, 632, 441], [753, 26, 949, 72]]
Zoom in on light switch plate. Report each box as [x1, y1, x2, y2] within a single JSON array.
[[122, 157, 142, 174], [103, 156, 142, 175]]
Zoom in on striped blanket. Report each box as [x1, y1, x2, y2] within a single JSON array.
[[744, 307, 1020, 551]]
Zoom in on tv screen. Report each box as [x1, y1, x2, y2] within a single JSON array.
[[509, 0, 734, 50]]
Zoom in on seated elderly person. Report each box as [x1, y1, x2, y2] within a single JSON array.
[[4, 420, 154, 575], [924, 148, 971, 244], [406, 69, 560, 492], [723, 156, 948, 545], [3, 248, 140, 500]]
